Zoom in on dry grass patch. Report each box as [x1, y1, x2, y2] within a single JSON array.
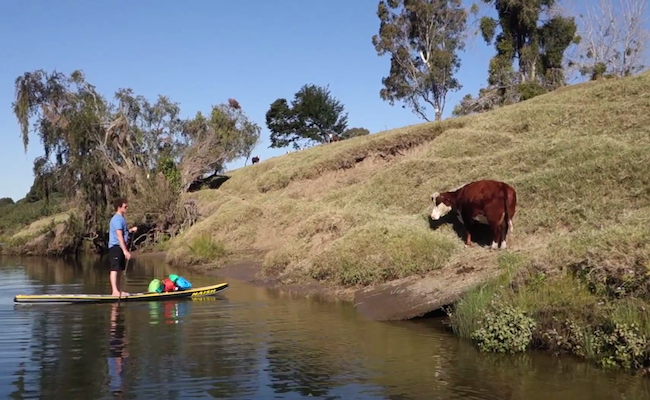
[[309, 219, 459, 287], [166, 198, 267, 266]]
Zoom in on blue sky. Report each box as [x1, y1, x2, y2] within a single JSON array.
[[0, 0, 595, 201]]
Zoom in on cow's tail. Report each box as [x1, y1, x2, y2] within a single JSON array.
[[502, 183, 511, 242]]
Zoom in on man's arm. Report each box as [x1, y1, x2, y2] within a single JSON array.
[[116, 228, 128, 253]]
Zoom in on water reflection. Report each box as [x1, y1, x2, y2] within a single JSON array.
[[107, 303, 128, 398], [2, 255, 650, 400]]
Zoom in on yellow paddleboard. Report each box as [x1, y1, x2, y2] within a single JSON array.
[[14, 282, 229, 304]]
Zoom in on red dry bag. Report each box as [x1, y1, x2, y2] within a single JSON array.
[[161, 278, 177, 293]]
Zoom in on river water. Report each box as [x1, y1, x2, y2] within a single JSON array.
[[1, 255, 649, 400]]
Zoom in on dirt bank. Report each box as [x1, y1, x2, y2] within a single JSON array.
[[185, 256, 358, 304], [172, 243, 507, 320]]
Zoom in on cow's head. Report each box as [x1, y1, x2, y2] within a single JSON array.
[[430, 192, 453, 220]]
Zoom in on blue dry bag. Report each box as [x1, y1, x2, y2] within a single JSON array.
[[174, 276, 192, 290]]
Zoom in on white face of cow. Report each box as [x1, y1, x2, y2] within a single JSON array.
[[430, 192, 453, 220]]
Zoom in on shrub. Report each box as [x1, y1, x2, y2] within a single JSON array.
[[471, 299, 537, 354]]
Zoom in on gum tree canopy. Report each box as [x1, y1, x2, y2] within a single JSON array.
[[372, 0, 468, 121], [266, 84, 349, 150], [13, 69, 260, 245]]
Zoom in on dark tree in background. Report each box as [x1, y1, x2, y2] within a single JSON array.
[[453, 0, 578, 116], [479, 0, 577, 89], [372, 0, 468, 121], [266, 84, 349, 150]]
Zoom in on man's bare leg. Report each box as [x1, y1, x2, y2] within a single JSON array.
[[110, 270, 120, 296], [117, 272, 129, 296], [110, 270, 129, 297]]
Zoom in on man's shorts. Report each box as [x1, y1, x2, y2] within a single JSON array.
[[108, 245, 126, 271]]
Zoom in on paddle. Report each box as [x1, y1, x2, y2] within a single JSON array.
[[117, 231, 136, 305]]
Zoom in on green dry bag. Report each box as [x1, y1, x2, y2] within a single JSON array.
[[169, 274, 179, 283], [148, 278, 163, 293]]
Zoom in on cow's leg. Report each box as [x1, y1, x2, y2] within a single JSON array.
[[461, 210, 473, 247], [500, 217, 510, 249], [489, 219, 502, 250]]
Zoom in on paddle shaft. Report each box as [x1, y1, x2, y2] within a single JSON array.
[[117, 234, 135, 305]]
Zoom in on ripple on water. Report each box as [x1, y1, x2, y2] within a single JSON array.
[[1, 261, 650, 399]]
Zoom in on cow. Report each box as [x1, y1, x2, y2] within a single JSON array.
[[251, 155, 260, 164], [430, 179, 517, 250]]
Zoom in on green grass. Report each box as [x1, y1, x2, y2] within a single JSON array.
[[186, 234, 227, 265], [308, 219, 460, 286], [448, 250, 650, 370], [159, 72, 650, 293]]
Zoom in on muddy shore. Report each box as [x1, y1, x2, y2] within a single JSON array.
[[193, 259, 358, 304], [135, 249, 355, 302], [149, 248, 487, 321]]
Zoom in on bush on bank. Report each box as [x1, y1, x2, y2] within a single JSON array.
[[448, 253, 650, 372]]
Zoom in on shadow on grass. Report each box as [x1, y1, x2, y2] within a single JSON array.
[[427, 212, 494, 248]]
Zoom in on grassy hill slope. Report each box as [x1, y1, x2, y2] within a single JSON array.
[[164, 72, 650, 370], [169, 72, 650, 291]]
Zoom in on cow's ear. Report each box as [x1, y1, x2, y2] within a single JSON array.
[[431, 192, 439, 202]]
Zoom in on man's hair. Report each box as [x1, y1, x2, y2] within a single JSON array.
[[113, 197, 127, 211]]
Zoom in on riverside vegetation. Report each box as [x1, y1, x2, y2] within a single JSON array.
[[4, 71, 650, 374], [2, 0, 650, 376]]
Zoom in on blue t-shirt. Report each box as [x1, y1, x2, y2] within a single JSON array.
[[108, 213, 129, 248]]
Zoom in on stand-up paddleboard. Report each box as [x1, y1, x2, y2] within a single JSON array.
[[13, 282, 229, 304]]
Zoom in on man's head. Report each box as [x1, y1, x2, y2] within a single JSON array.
[[113, 197, 128, 214]]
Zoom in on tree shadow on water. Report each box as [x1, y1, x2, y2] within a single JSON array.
[[427, 212, 494, 248]]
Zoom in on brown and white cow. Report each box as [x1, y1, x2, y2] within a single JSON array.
[[430, 179, 517, 250]]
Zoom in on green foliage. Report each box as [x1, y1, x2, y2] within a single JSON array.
[[470, 299, 537, 353], [538, 15, 579, 87], [372, 0, 467, 121], [516, 82, 548, 101], [0, 198, 14, 208], [157, 156, 181, 192], [180, 100, 261, 191], [451, 256, 650, 370], [593, 322, 648, 370], [541, 318, 591, 358], [266, 84, 348, 150], [11, 69, 259, 252], [455, 0, 578, 115], [543, 318, 649, 370], [0, 196, 64, 235]]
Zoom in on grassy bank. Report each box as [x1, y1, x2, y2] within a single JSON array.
[[164, 71, 650, 371], [168, 71, 650, 286], [8, 71, 650, 371], [0, 195, 69, 251], [448, 251, 650, 371]]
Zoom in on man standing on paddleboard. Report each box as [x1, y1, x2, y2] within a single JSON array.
[[108, 198, 137, 296]]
